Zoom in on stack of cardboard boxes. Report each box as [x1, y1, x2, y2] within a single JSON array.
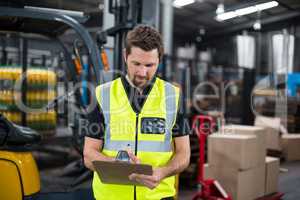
[[265, 157, 280, 195], [281, 134, 300, 161], [255, 116, 300, 161], [205, 125, 280, 200], [254, 116, 282, 151]]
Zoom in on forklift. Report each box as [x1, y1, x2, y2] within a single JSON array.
[[0, 1, 104, 199], [0, 0, 161, 199]]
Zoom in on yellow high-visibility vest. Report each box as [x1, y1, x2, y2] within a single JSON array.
[[93, 77, 180, 200]]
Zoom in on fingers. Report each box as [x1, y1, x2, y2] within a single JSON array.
[[129, 173, 159, 190], [126, 150, 140, 164], [139, 180, 156, 189]]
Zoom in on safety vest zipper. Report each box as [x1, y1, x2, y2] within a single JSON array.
[[135, 113, 139, 155], [134, 113, 139, 200]]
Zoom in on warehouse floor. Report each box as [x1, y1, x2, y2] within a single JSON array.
[[178, 161, 300, 200], [278, 161, 300, 200]]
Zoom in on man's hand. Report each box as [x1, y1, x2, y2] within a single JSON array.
[[126, 150, 165, 189], [83, 137, 115, 171], [127, 150, 141, 164], [125, 135, 190, 190], [129, 168, 166, 190]]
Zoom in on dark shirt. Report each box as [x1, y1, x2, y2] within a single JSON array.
[[86, 75, 189, 140]]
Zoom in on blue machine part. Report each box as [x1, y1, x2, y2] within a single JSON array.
[[81, 63, 89, 106], [287, 73, 300, 97]]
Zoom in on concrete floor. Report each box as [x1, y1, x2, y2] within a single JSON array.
[[178, 161, 300, 200], [278, 161, 300, 200]]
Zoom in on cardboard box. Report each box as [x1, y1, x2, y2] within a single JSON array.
[[206, 164, 265, 200], [265, 157, 280, 195], [208, 134, 264, 170], [222, 125, 266, 162], [255, 116, 281, 130], [264, 127, 281, 151], [255, 116, 282, 150], [281, 134, 300, 161]]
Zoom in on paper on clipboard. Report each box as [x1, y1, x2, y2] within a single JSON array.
[[92, 160, 153, 185]]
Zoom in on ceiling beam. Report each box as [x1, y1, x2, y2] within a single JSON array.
[[174, 14, 217, 28], [276, 0, 297, 11]]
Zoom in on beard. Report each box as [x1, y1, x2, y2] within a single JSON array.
[[132, 75, 149, 89]]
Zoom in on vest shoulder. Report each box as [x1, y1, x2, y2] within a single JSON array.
[[96, 78, 120, 90], [95, 79, 120, 97], [156, 77, 180, 90]]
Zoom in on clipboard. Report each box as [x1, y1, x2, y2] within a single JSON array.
[[92, 160, 153, 185]]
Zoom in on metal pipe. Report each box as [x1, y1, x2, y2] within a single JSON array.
[[0, 6, 102, 84]]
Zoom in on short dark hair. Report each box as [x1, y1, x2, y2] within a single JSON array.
[[125, 25, 164, 61]]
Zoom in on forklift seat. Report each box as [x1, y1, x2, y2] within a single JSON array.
[[0, 114, 41, 147]]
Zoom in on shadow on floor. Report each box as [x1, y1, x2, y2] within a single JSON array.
[[37, 189, 94, 200]]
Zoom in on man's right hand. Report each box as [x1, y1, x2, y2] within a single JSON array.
[[83, 137, 115, 171], [126, 149, 141, 164]]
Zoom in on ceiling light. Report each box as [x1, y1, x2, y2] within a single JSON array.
[[173, 0, 195, 8], [253, 20, 261, 30], [235, 6, 257, 16], [216, 1, 279, 22], [256, 1, 279, 10], [216, 11, 237, 21], [216, 3, 225, 14]]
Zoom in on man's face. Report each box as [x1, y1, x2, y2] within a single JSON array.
[[124, 47, 159, 89]]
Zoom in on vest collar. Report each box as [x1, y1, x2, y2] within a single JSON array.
[[120, 75, 157, 113], [120, 75, 157, 97]]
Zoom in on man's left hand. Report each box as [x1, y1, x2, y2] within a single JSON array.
[[129, 167, 166, 190]]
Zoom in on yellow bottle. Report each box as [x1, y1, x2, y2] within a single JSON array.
[[50, 110, 56, 125], [31, 70, 37, 86], [16, 112, 21, 124], [33, 113, 38, 127], [11, 68, 16, 81], [51, 71, 57, 86], [42, 113, 45, 123], [0, 68, 4, 79], [46, 71, 51, 85], [27, 113, 32, 126], [0, 68, 3, 79], [3, 90, 7, 104], [6, 112, 11, 121], [44, 91, 48, 102], [27, 70, 32, 85], [42, 70, 47, 86], [8, 68, 13, 82], [2, 68, 7, 80], [8, 90, 12, 105], [6, 90, 10, 105], [37, 70, 42, 86], [38, 91, 42, 107], [11, 112, 16, 123], [0, 90, 2, 103]]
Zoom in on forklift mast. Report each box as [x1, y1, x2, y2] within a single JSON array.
[[105, 0, 160, 75]]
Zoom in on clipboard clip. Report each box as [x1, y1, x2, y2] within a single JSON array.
[[116, 150, 130, 162]]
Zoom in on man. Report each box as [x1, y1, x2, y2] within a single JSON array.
[[83, 25, 190, 200]]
